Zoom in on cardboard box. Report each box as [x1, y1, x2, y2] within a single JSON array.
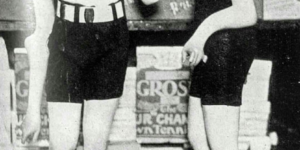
[[263, 0, 300, 20], [136, 46, 189, 143]]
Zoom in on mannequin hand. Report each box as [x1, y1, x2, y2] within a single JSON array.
[[182, 37, 207, 66], [21, 111, 41, 144]]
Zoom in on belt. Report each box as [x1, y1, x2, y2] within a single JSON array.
[[56, 0, 125, 23]]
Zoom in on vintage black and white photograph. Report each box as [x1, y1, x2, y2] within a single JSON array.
[[0, 0, 299, 150]]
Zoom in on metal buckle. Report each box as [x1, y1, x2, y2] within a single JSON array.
[[84, 8, 94, 23]]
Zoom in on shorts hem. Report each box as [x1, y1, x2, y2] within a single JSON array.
[[84, 94, 123, 101], [46, 93, 123, 103], [189, 93, 242, 106]]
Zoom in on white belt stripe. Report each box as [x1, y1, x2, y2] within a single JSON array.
[[56, 0, 124, 23]]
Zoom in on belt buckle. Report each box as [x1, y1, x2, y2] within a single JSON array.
[[84, 8, 94, 23]]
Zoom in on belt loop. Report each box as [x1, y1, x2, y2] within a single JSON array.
[[60, 1, 66, 19], [74, 5, 80, 23], [120, 0, 126, 19], [110, 3, 118, 20], [58, 1, 67, 52]]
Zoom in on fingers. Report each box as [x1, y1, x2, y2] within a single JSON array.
[[193, 53, 202, 66], [182, 47, 208, 66], [21, 127, 30, 144], [190, 48, 200, 66], [189, 50, 195, 63], [193, 49, 205, 66], [21, 122, 26, 143], [203, 55, 208, 63], [21, 122, 38, 144], [182, 47, 194, 66], [21, 128, 37, 144], [190, 49, 208, 66], [182, 49, 187, 63], [32, 131, 40, 142]]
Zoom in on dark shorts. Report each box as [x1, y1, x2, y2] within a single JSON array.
[[189, 27, 257, 106], [46, 17, 129, 103]]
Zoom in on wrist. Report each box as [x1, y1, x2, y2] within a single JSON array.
[[26, 109, 41, 118], [188, 36, 205, 50], [26, 104, 41, 115], [25, 32, 50, 48]]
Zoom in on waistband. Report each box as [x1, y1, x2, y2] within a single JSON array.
[[56, 0, 125, 23]]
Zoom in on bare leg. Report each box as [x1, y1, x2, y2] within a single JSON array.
[[83, 98, 119, 150], [48, 102, 82, 150], [0, 114, 13, 150], [0, 72, 13, 150], [203, 105, 240, 150], [188, 96, 209, 150]]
